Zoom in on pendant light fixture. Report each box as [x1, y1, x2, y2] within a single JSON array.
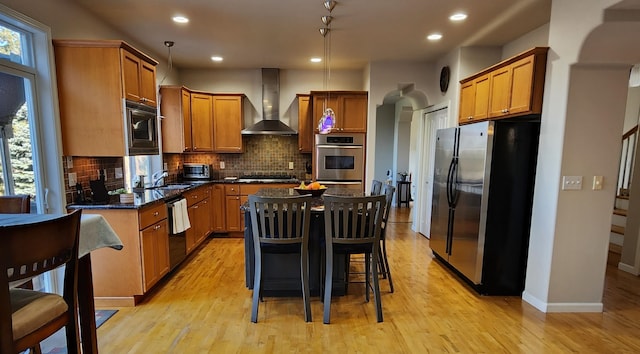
[[317, 0, 337, 134]]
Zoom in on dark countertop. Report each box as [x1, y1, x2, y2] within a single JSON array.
[[240, 187, 365, 211], [67, 180, 301, 210]]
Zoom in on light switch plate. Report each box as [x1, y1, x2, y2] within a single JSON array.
[[220, 161, 225, 169], [115, 167, 123, 179], [562, 176, 583, 190], [593, 176, 604, 190], [65, 156, 73, 168], [289, 161, 294, 170]]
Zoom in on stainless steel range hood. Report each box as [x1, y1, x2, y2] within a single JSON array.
[[241, 68, 297, 135]]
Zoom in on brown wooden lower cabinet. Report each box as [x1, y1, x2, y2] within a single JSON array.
[[84, 202, 169, 307]]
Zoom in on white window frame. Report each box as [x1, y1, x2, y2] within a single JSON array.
[[0, 4, 65, 215]]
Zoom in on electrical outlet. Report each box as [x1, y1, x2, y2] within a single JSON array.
[[65, 156, 73, 168], [562, 176, 582, 190], [68, 172, 77, 187], [288, 161, 294, 170], [115, 167, 123, 179], [220, 161, 225, 169], [103, 169, 107, 181], [163, 162, 168, 170]]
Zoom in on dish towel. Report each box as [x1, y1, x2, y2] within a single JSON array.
[[171, 198, 191, 234]]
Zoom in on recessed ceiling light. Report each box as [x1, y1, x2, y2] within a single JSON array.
[[427, 33, 443, 41], [449, 13, 467, 21], [172, 16, 189, 24], [211, 56, 223, 62], [310, 57, 322, 63]]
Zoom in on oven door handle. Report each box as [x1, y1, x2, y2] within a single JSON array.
[[316, 145, 363, 149], [317, 181, 362, 185]]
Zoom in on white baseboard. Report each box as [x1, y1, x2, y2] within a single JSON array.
[[522, 291, 603, 313], [618, 261, 640, 275]]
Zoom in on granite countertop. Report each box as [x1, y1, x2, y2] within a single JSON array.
[[240, 187, 365, 212], [67, 180, 302, 210]]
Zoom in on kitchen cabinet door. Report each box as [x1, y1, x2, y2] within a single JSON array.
[[191, 93, 214, 152], [508, 55, 536, 115], [211, 184, 226, 232], [225, 195, 242, 232], [186, 203, 198, 253], [487, 65, 512, 118], [160, 86, 192, 153], [458, 74, 490, 124], [122, 49, 157, 107], [340, 94, 368, 132], [140, 219, 169, 292], [297, 94, 313, 153], [312, 93, 339, 133], [213, 94, 244, 153]]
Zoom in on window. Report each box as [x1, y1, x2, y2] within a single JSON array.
[[0, 5, 66, 215]]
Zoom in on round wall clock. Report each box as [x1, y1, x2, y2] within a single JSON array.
[[439, 66, 450, 93]]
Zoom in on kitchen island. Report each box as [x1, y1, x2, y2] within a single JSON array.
[[243, 187, 365, 296]]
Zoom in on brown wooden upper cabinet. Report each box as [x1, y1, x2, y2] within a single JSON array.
[[122, 50, 157, 107], [53, 39, 158, 156], [297, 94, 313, 153], [311, 91, 368, 133], [458, 47, 548, 124], [213, 94, 244, 153], [160, 86, 192, 153]]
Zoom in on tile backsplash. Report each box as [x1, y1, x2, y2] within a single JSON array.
[[63, 135, 312, 204]]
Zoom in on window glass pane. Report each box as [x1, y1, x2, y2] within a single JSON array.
[[0, 71, 36, 208], [0, 23, 26, 66]]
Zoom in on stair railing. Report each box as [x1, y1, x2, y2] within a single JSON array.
[[618, 125, 638, 197]]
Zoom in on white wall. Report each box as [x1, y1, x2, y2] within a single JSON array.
[[374, 104, 395, 182], [502, 23, 550, 60], [523, 0, 628, 312]]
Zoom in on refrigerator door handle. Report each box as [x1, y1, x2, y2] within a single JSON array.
[[446, 159, 455, 207], [449, 158, 459, 207]]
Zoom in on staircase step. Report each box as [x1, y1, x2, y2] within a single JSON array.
[[613, 208, 627, 217], [609, 242, 623, 255], [611, 224, 625, 235]]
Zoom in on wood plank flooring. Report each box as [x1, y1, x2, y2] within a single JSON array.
[[97, 206, 640, 353]]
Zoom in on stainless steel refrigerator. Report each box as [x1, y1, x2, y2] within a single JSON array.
[[430, 120, 540, 295]]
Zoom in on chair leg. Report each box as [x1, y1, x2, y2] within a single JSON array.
[[372, 251, 384, 323], [251, 250, 262, 323], [323, 248, 334, 324], [382, 237, 394, 293], [65, 312, 81, 354], [378, 246, 387, 279], [365, 252, 370, 302], [301, 248, 312, 322]]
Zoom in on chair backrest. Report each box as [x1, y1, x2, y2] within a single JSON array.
[[323, 195, 386, 245], [0, 209, 82, 350], [381, 184, 396, 226], [248, 195, 313, 245], [0, 195, 31, 214], [370, 180, 383, 195]]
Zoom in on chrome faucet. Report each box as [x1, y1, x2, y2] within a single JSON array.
[[151, 170, 168, 187]]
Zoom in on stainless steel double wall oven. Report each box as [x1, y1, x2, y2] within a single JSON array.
[[314, 133, 365, 190]]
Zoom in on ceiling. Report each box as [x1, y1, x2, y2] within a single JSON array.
[[71, 0, 552, 70]]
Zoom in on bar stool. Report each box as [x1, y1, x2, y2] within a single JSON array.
[[396, 181, 411, 207]]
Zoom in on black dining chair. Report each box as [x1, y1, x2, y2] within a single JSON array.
[[248, 195, 313, 323], [370, 180, 383, 195], [378, 184, 396, 292], [0, 209, 82, 354], [322, 194, 386, 324]]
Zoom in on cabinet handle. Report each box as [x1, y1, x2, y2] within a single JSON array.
[[467, 116, 473, 120], [154, 224, 161, 230], [153, 211, 159, 216], [194, 205, 199, 209]]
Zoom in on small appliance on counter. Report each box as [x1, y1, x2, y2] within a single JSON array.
[[183, 163, 216, 181]]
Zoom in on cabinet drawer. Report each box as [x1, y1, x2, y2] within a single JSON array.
[[183, 186, 207, 206], [225, 184, 240, 196], [139, 203, 167, 230]]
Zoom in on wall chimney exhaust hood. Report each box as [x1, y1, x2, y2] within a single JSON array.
[[241, 68, 298, 135]]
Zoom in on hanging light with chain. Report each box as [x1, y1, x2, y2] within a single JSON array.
[[318, 0, 337, 134]]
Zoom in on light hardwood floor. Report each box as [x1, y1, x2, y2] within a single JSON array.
[[97, 206, 640, 353]]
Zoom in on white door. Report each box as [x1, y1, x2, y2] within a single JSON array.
[[417, 105, 449, 238]]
